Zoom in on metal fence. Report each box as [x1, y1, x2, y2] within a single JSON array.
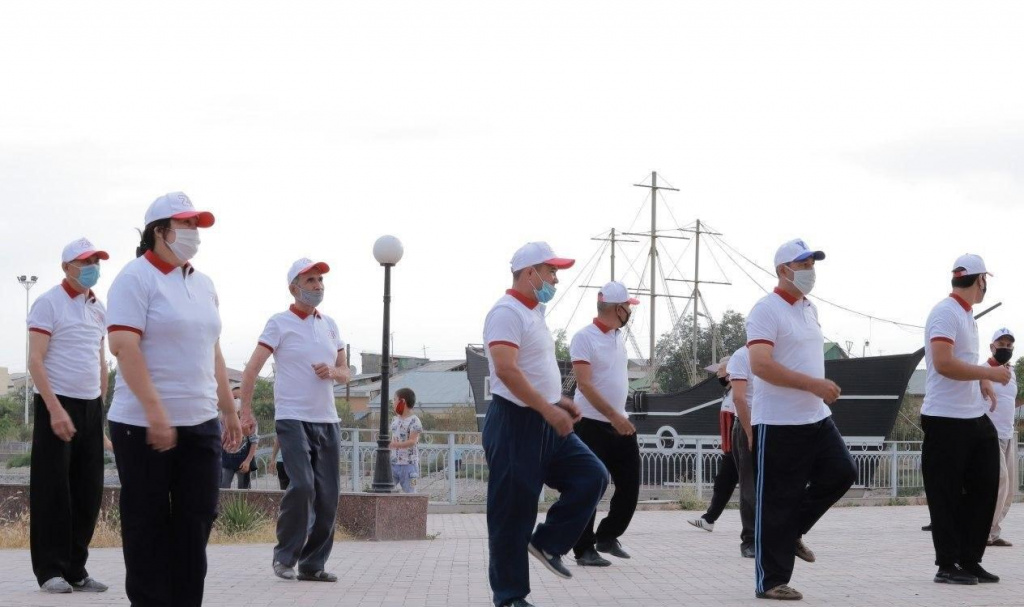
[[3, 430, 1021, 505]]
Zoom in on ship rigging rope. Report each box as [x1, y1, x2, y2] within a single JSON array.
[[706, 230, 925, 331]]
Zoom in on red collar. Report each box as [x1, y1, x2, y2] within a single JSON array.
[[290, 304, 320, 320], [949, 293, 972, 313], [773, 287, 800, 305], [987, 358, 1005, 367], [506, 289, 538, 310], [593, 318, 614, 333], [144, 250, 193, 276], [60, 279, 95, 302]]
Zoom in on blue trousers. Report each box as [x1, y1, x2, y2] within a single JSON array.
[[483, 396, 608, 607]]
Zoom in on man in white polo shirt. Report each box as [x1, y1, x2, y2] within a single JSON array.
[[482, 242, 609, 607], [745, 238, 856, 601], [921, 254, 1008, 585], [727, 345, 757, 559], [570, 281, 640, 568], [239, 258, 348, 583], [27, 238, 110, 594], [984, 328, 1019, 548]]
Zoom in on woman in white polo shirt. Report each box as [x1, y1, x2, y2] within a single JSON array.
[[106, 192, 242, 607]]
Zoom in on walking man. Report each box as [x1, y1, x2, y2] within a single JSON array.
[[240, 258, 348, 583], [727, 345, 757, 558], [570, 281, 641, 568], [746, 238, 857, 601], [483, 242, 609, 607], [985, 328, 1020, 548], [921, 254, 1007, 584], [27, 238, 111, 594]]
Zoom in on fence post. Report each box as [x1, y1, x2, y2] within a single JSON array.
[[351, 429, 360, 492], [448, 432, 457, 505], [889, 442, 898, 498], [695, 439, 704, 499]]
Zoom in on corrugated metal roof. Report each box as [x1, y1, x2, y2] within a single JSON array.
[[367, 371, 473, 409]]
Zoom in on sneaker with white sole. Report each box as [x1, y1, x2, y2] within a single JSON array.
[[41, 577, 73, 594], [527, 542, 572, 579], [71, 577, 108, 592], [688, 517, 714, 532], [273, 561, 296, 580]]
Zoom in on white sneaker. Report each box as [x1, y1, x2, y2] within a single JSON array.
[[41, 577, 73, 594], [688, 517, 714, 532]]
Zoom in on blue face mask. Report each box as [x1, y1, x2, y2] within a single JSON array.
[[75, 264, 100, 289], [533, 278, 557, 304]]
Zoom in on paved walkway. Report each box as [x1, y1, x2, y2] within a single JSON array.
[[0, 505, 1021, 606]]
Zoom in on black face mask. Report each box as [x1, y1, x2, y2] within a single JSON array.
[[993, 347, 1013, 365], [718, 376, 729, 387], [615, 305, 631, 329]]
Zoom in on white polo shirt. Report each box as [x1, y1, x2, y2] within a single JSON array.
[[570, 319, 629, 422], [258, 305, 344, 423], [720, 389, 736, 414], [27, 281, 106, 400], [484, 290, 562, 407], [726, 345, 756, 413], [984, 358, 1017, 440], [106, 251, 222, 427], [745, 288, 830, 425], [922, 294, 983, 419]]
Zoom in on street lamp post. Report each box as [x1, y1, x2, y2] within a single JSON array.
[[370, 235, 404, 493], [17, 275, 38, 425]]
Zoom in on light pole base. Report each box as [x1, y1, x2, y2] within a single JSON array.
[[370, 442, 395, 493]]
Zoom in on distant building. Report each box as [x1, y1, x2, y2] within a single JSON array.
[[823, 342, 849, 360], [336, 359, 469, 417], [360, 353, 429, 375]]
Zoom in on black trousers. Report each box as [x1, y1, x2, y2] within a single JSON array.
[[110, 418, 222, 607], [921, 414, 1000, 568], [30, 394, 105, 586], [276, 461, 290, 490], [753, 417, 856, 594], [572, 416, 641, 556], [731, 421, 756, 548], [704, 449, 739, 524]]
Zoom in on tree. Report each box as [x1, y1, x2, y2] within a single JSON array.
[[1016, 357, 1024, 401], [655, 309, 748, 393], [553, 329, 570, 361]]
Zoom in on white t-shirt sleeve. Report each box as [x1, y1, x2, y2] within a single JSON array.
[[106, 270, 149, 334], [27, 296, 56, 335], [258, 317, 281, 353], [331, 318, 346, 351], [569, 331, 594, 364], [484, 306, 524, 349], [926, 305, 958, 344], [745, 301, 778, 347], [726, 349, 750, 382]]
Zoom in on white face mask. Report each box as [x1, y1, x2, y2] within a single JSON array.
[[166, 228, 201, 262], [786, 266, 816, 295]]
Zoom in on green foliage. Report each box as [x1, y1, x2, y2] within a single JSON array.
[[216, 497, 268, 535], [677, 486, 707, 511], [1016, 358, 1024, 401], [7, 452, 32, 468], [417, 407, 478, 432], [553, 329, 570, 361], [104, 367, 116, 411], [0, 394, 26, 441], [656, 310, 748, 393], [335, 399, 357, 427]]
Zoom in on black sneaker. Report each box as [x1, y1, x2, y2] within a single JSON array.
[[575, 548, 612, 567], [501, 599, 536, 607], [741, 544, 755, 559], [961, 563, 999, 583], [934, 565, 979, 585], [527, 542, 572, 579], [595, 539, 631, 559]]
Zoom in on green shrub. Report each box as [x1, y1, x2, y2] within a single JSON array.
[[677, 486, 707, 511], [7, 452, 32, 468], [216, 498, 267, 536]]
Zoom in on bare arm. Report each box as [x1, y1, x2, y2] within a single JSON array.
[[932, 341, 1005, 382], [240, 345, 272, 432], [333, 348, 350, 383], [215, 342, 242, 450], [749, 343, 840, 403], [490, 345, 555, 412], [29, 332, 77, 441], [573, 362, 634, 434], [108, 331, 166, 424], [732, 380, 751, 432], [99, 339, 108, 400]]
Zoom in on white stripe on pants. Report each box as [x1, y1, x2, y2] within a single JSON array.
[[990, 435, 1019, 541]]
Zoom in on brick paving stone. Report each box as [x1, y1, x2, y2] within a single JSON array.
[[0, 505, 1020, 606]]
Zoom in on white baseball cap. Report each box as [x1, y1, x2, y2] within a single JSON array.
[[598, 281, 641, 305], [952, 254, 991, 277], [287, 258, 331, 285], [774, 238, 826, 267], [991, 327, 1015, 343], [61, 237, 109, 264], [705, 355, 731, 375], [145, 192, 215, 228], [509, 242, 575, 273]]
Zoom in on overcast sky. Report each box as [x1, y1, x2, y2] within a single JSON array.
[[2, 1, 1022, 376]]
